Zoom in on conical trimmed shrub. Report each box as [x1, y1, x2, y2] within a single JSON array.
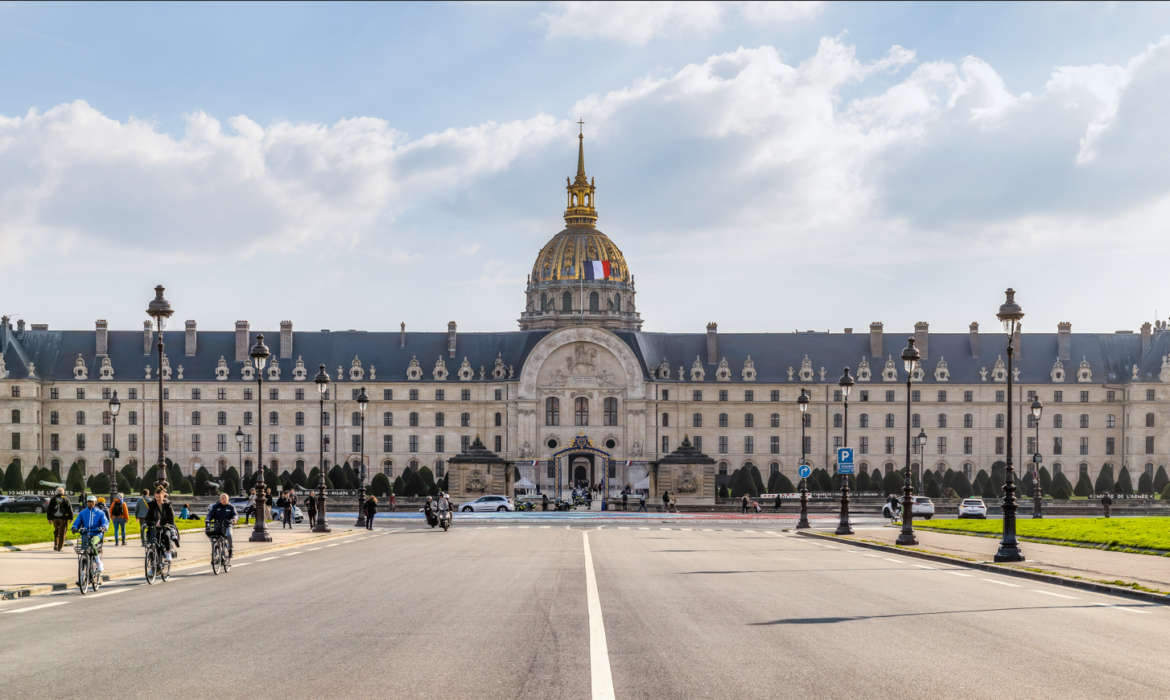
[[881, 470, 904, 496], [1116, 466, 1134, 495], [1052, 471, 1073, 497], [1074, 472, 1093, 497], [1154, 466, 1170, 496], [1038, 466, 1052, 496], [66, 462, 86, 493], [1138, 470, 1154, 495], [370, 472, 392, 497], [1094, 464, 1115, 494]]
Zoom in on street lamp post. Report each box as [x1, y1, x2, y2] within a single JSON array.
[[1031, 396, 1043, 519], [995, 288, 1026, 562], [797, 388, 810, 529], [836, 368, 855, 535], [146, 286, 173, 491], [108, 391, 121, 506], [897, 337, 921, 546], [314, 365, 331, 533], [354, 387, 368, 528], [248, 334, 272, 543], [234, 427, 244, 496], [915, 428, 927, 492]]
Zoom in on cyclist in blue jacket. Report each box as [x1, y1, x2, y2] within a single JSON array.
[[71, 495, 110, 573]]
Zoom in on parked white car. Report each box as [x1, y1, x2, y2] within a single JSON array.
[[882, 496, 935, 520], [958, 498, 988, 519], [459, 495, 514, 512]]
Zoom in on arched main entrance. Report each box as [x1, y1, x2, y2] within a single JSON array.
[[548, 434, 611, 499]]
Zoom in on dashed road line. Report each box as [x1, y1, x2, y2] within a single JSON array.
[[284, 552, 302, 556], [539, 526, 551, 529], [981, 579, 1021, 588], [258, 557, 278, 562], [882, 558, 904, 563], [3, 601, 69, 614], [945, 571, 973, 577], [1094, 603, 1153, 614], [912, 565, 936, 570], [1032, 590, 1078, 600], [80, 588, 132, 599], [306, 547, 321, 551]]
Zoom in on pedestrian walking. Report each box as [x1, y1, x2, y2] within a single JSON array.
[[244, 488, 256, 524], [134, 489, 151, 547], [1102, 493, 1113, 519], [741, 493, 749, 514], [622, 491, 628, 512], [47, 487, 74, 551], [288, 490, 298, 528], [661, 490, 670, 513], [109, 493, 129, 546], [774, 494, 782, 512], [542, 493, 549, 511], [305, 493, 317, 529], [364, 496, 378, 530], [96, 497, 110, 519], [637, 493, 647, 512], [276, 492, 290, 529]]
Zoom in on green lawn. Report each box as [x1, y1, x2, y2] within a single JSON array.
[[0, 513, 208, 547], [919, 517, 1170, 551]]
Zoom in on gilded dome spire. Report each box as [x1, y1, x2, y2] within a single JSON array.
[[564, 120, 597, 227]]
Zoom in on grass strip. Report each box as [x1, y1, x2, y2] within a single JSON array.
[[916, 517, 1170, 553], [3, 513, 216, 547]]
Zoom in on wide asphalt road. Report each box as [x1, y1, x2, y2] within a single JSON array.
[[1, 522, 1167, 699]]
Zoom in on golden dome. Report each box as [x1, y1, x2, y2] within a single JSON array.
[[531, 227, 631, 284]]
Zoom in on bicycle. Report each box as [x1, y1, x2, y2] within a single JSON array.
[[889, 506, 902, 525], [74, 533, 103, 594], [144, 526, 172, 584], [207, 520, 233, 575]]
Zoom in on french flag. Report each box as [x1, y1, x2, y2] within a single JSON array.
[[584, 260, 611, 280]]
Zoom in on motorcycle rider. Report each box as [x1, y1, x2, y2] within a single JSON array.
[[423, 495, 437, 526], [437, 492, 451, 525]]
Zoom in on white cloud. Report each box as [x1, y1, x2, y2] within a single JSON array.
[[542, 1, 823, 45]]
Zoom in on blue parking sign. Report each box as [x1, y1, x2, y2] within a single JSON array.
[[837, 447, 855, 475]]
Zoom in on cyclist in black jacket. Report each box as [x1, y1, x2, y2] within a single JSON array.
[[207, 493, 238, 555]]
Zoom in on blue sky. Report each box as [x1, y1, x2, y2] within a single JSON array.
[[2, 1, 1170, 336]]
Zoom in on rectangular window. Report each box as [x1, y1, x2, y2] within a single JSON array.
[[77, 388, 85, 399], [11, 433, 19, 450], [383, 412, 393, 427], [128, 411, 137, 426], [384, 435, 393, 452], [937, 390, 947, 402], [833, 414, 842, 428], [436, 435, 445, 453], [77, 434, 86, 450], [1053, 414, 1062, 429], [192, 434, 201, 452], [744, 436, 754, 454], [1107, 414, 1115, 429], [719, 413, 728, 428], [294, 412, 304, 427], [1146, 436, 1155, 454], [770, 436, 779, 454], [804, 436, 812, 454], [995, 390, 1005, 403], [1080, 391, 1089, 403], [435, 389, 445, 401], [964, 391, 973, 403], [719, 390, 728, 402], [885, 390, 895, 402], [1053, 437, 1062, 455], [409, 389, 418, 401], [771, 413, 780, 428], [1079, 437, 1089, 455], [937, 414, 947, 428], [859, 414, 868, 428], [50, 433, 60, 451], [323, 412, 330, 427], [384, 389, 393, 401], [269, 389, 279, 401], [693, 390, 703, 401], [996, 437, 1004, 455], [937, 437, 946, 454], [771, 390, 780, 402], [744, 414, 754, 428], [291, 388, 302, 400], [884, 437, 895, 454], [162, 434, 168, 452], [435, 412, 445, 427], [352, 389, 360, 400], [911, 414, 921, 428], [102, 387, 112, 400], [860, 390, 869, 402], [661, 436, 669, 453], [270, 435, 279, 452], [1147, 389, 1155, 401], [218, 434, 227, 451], [409, 436, 418, 453], [50, 411, 59, 425], [693, 436, 702, 452], [295, 435, 304, 452], [244, 435, 252, 452], [718, 436, 728, 454], [1054, 391, 1063, 402], [461, 389, 471, 401], [244, 389, 253, 401], [832, 436, 842, 449], [661, 390, 669, 401], [963, 437, 972, 455], [50, 388, 59, 399], [495, 389, 503, 401], [350, 435, 361, 453], [744, 390, 754, 402], [911, 390, 920, 403], [1106, 390, 1115, 402], [192, 388, 201, 400], [102, 433, 111, 451], [191, 411, 201, 426], [463, 413, 473, 428], [1106, 437, 1115, 455], [218, 388, 227, 400], [1080, 414, 1089, 429], [128, 434, 137, 451], [461, 435, 470, 452], [859, 437, 868, 454], [102, 411, 111, 426], [1027, 436, 1036, 455]]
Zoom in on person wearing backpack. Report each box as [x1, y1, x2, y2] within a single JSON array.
[[134, 489, 152, 547], [47, 487, 75, 551], [109, 493, 129, 546]]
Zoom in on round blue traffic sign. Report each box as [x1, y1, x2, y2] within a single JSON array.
[[798, 464, 811, 479]]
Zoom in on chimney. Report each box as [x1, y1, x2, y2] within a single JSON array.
[[1013, 325, 1022, 359], [235, 321, 250, 362], [1058, 322, 1071, 361], [706, 322, 718, 364], [969, 322, 979, 357], [96, 320, 109, 356], [16, 319, 25, 338], [914, 322, 929, 359], [447, 322, 457, 358], [280, 320, 293, 359], [869, 322, 883, 358], [143, 321, 153, 355], [1142, 321, 1152, 356], [185, 320, 197, 356], [400, 322, 406, 348]]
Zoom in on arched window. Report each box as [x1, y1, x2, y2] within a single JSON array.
[[409, 459, 419, 470], [661, 413, 670, 427], [745, 413, 755, 428], [859, 413, 869, 428], [885, 461, 896, 473], [575, 398, 589, 426], [693, 413, 703, 428], [803, 414, 812, 428], [937, 414, 947, 428], [963, 463, 973, 478], [244, 459, 253, 476], [409, 412, 419, 427], [885, 414, 894, 428], [770, 462, 779, 475], [995, 414, 1005, 429], [295, 459, 305, 471], [383, 460, 393, 476], [771, 413, 780, 428], [270, 411, 280, 426], [10, 409, 19, 423], [563, 291, 572, 312], [435, 412, 445, 427], [1080, 414, 1090, 429], [1079, 462, 1089, 477], [1052, 462, 1062, 474], [859, 462, 869, 474], [435, 460, 445, 478], [77, 411, 86, 425], [191, 411, 201, 426], [911, 413, 921, 429], [589, 291, 599, 312], [460, 412, 471, 427], [1146, 412, 1155, 427], [218, 411, 227, 426], [604, 398, 618, 426], [614, 294, 621, 311], [964, 414, 973, 428], [936, 462, 946, 472], [295, 411, 304, 426], [718, 461, 728, 475], [545, 398, 560, 426], [384, 412, 393, 427], [540, 293, 548, 311], [832, 413, 842, 428], [494, 412, 502, 427]]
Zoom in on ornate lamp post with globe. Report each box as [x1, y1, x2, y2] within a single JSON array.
[[836, 368, 854, 535], [354, 387, 369, 527], [108, 391, 121, 506], [1032, 395, 1044, 519], [145, 286, 173, 490], [235, 427, 244, 496], [314, 365, 332, 533], [248, 334, 272, 543], [796, 388, 811, 529], [896, 337, 921, 546], [994, 289, 1026, 562]]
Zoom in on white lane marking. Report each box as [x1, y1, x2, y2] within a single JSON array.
[[702, 528, 714, 532], [80, 588, 130, 599], [1032, 590, 1078, 600], [678, 528, 692, 531], [861, 554, 880, 558], [4, 601, 70, 614], [539, 526, 551, 529], [258, 557, 278, 562], [306, 547, 321, 551], [284, 552, 302, 556], [325, 544, 338, 547], [638, 527, 649, 531], [618, 527, 629, 530], [233, 562, 252, 567], [821, 546, 838, 549], [945, 571, 973, 577], [476, 527, 488, 530], [660, 528, 672, 531], [517, 526, 530, 529], [981, 579, 1021, 587], [1094, 603, 1153, 614], [581, 532, 616, 700], [882, 558, 903, 563], [913, 565, 936, 570]]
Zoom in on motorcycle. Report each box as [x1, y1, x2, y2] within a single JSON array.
[[555, 499, 573, 511], [439, 508, 452, 531], [424, 503, 439, 528], [514, 501, 536, 512]]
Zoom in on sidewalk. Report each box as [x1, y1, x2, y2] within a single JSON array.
[[843, 526, 1170, 594], [0, 520, 356, 595]]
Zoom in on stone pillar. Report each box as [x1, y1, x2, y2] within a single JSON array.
[[651, 435, 716, 507], [447, 436, 510, 501]]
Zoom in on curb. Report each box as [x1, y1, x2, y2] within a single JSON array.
[[0, 529, 360, 601], [796, 530, 1170, 607]]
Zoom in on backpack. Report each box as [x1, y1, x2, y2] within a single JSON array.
[[111, 501, 125, 518]]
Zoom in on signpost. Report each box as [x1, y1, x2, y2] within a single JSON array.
[[798, 463, 811, 480], [836, 448, 855, 475]]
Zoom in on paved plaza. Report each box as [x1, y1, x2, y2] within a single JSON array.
[[2, 518, 1167, 699]]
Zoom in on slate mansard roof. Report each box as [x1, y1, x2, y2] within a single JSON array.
[[3, 322, 1168, 386]]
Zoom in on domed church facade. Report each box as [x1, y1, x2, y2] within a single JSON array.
[[2, 134, 1167, 506]]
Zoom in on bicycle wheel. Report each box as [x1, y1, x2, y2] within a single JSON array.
[[223, 544, 232, 572], [211, 540, 222, 575], [160, 552, 171, 582], [77, 555, 88, 594], [145, 549, 158, 584], [89, 557, 101, 592]]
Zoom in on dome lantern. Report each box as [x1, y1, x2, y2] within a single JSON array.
[[564, 121, 598, 228]]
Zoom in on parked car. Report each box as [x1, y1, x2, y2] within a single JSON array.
[[882, 496, 935, 520], [958, 498, 988, 519], [0, 495, 12, 508], [228, 497, 251, 512], [1, 495, 51, 513], [459, 495, 514, 512], [269, 505, 304, 523]]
